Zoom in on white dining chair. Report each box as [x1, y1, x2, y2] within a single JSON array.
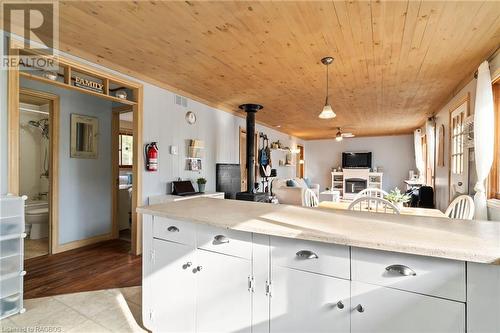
[[348, 196, 400, 215], [303, 188, 319, 207], [445, 195, 475, 220], [354, 188, 389, 200]]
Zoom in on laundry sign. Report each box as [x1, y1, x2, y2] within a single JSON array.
[[74, 76, 104, 93]]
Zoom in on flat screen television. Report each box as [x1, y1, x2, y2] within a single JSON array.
[[342, 152, 372, 169]]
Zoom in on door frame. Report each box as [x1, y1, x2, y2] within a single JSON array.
[[19, 88, 59, 255], [296, 144, 305, 178], [447, 93, 470, 204], [112, 106, 134, 240], [7, 41, 144, 255]]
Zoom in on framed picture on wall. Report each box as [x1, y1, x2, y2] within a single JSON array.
[[70, 114, 99, 159]]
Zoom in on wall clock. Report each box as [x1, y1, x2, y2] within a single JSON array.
[[185, 111, 197, 125]]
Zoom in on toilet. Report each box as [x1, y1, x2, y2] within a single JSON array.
[[25, 200, 49, 239]]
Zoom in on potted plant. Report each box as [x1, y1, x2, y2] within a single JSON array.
[[384, 188, 411, 209], [196, 177, 207, 193]]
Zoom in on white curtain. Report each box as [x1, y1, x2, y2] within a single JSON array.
[[473, 61, 494, 220], [414, 129, 425, 181], [425, 118, 436, 184]]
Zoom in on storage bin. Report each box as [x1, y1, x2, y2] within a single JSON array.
[[0, 293, 22, 319], [0, 275, 22, 298], [0, 255, 22, 276], [0, 237, 22, 259], [0, 196, 24, 219], [0, 216, 24, 237]]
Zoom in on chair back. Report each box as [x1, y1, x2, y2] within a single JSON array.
[[445, 195, 475, 220], [348, 197, 400, 215], [418, 186, 435, 208], [354, 188, 388, 200], [303, 189, 319, 208]]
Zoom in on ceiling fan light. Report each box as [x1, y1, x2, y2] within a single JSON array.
[[319, 104, 336, 119]]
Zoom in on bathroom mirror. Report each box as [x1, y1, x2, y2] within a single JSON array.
[[70, 114, 98, 158]]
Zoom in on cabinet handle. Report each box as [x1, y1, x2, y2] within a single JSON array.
[[296, 250, 319, 259], [195, 266, 203, 272], [183, 262, 192, 269], [355, 304, 365, 313], [167, 226, 179, 232], [385, 264, 416, 276], [214, 234, 230, 244], [336, 301, 344, 310]]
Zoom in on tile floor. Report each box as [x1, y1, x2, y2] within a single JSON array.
[[25, 238, 49, 259], [0, 287, 147, 332]]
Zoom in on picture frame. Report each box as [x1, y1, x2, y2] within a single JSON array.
[[70, 114, 99, 159]]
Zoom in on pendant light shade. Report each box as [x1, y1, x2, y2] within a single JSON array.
[[318, 57, 336, 119]]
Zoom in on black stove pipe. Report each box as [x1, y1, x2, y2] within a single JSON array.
[[238, 103, 263, 193]]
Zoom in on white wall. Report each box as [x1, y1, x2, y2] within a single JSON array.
[[306, 135, 416, 192], [142, 82, 302, 197], [21, 78, 113, 244]]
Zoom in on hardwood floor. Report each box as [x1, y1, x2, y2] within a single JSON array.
[[24, 239, 141, 299]]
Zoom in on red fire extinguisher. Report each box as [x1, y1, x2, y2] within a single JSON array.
[[145, 142, 159, 172]]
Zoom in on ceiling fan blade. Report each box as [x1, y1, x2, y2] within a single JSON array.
[[342, 133, 355, 138]]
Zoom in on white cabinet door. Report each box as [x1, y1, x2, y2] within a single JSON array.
[[351, 281, 465, 333], [196, 249, 252, 333], [270, 266, 350, 333], [151, 239, 196, 333]]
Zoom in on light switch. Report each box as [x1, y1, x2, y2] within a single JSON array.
[[170, 145, 178, 155]]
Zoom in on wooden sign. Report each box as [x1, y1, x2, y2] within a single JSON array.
[[74, 76, 104, 93]]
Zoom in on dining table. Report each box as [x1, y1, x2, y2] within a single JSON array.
[[318, 200, 447, 218]]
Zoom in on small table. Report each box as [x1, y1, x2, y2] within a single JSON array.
[[319, 190, 341, 202]]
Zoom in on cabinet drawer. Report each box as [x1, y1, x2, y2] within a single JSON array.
[[271, 236, 350, 279], [351, 281, 465, 333], [196, 224, 252, 260], [153, 217, 196, 246], [352, 247, 465, 301]]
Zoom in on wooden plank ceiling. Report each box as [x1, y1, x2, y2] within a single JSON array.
[[56, 1, 500, 139]]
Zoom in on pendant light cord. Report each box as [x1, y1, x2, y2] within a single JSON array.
[[325, 63, 329, 105]]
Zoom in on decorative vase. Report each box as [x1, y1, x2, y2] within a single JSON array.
[[198, 183, 205, 193]]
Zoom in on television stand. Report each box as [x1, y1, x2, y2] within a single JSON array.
[[331, 169, 383, 200]]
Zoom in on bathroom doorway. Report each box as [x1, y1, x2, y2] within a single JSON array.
[[19, 89, 59, 259]]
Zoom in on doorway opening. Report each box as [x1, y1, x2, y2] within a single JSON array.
[[112, 107, 135, 248], [296, 144, 305, 178], [19, 89, 59, 259]]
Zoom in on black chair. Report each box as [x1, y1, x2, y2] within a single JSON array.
[[418, 186, 435, 208]]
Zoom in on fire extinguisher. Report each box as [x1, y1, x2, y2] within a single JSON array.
[[145, 142, 159, 172]]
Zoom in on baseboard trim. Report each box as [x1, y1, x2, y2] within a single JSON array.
[[53, 233, 114, 254]]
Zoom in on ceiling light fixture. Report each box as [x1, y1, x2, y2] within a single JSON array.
[[318, 56, 336, 119]]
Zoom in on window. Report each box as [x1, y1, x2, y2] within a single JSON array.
[[451, 111, 465, 175], [119, 133, 133, 168], [490, 81, 500, 199]]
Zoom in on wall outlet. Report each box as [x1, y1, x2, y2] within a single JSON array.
[[170, 145, 178, 155]]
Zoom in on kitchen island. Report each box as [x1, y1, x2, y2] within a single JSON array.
[[138, 197, 500, 333]]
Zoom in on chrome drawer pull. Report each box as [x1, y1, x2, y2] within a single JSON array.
[[167, 226, 179, 232], [183, 262, 192, 269], [296, 250, 319, 259], [355, 304, 365, 313], [385, 264, 416, 276], [336, 301, 345, 310], [214, 234, 230, 244]]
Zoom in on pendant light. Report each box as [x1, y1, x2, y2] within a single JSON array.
[[318, 56, 336, 119]]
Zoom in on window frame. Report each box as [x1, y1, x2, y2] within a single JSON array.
[[118, 131, 133, 169], [490, 80, 500, 200]]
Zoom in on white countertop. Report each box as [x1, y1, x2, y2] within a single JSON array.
[[137, 198, 500, 265]]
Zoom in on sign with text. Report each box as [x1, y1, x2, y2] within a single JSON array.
[[1, 1, 59, 71]]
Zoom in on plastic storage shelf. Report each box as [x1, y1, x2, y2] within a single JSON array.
[[0, 195, 26, 320]]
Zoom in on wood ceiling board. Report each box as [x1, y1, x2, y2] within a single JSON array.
[[50, 1, 500, 140]]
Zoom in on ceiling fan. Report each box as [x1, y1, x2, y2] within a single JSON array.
[[335, 127, 355, 141]]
